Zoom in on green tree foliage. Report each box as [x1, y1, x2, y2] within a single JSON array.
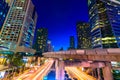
[[7, 53, 23, 67], [113, 70, 120, 80]]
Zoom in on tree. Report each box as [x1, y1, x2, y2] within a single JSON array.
[[113, 70, 120, 80], [7, 53, 24, 67]]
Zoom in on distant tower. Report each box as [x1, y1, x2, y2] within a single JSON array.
[[69, 36, 75, 49], [47, 40, 53, 52], [0, 0, 37, 52], [76, 22, 91, 49], [34, 28, 48, 55], [0, 0, 9, 30], [89, 0, 120, 48]]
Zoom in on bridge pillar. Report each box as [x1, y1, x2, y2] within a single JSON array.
[[102, 62, 113, 80], [55, 59, 65, 80], [97, 68, 102, 80], [91, 68, 97, 78], [37, 57, 41, 66]]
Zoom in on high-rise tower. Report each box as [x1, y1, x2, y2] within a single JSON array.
[[47, 40, 54, 52], [0, 0, 9, 30], [89, 0, 120, 48], [0, 0, 37, 53], [34, 28, 48, 56], [69, 36, 75, 49], [76, 22, 91, 49]]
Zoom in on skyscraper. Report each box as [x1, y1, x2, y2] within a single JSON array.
[[0, 0, 9, 30], [34, 28, 48, 56], [0, 0, 37, 53], [89, 0, 120, 48], [69, 36, 75, 49], [47, 40, 54, 52], [76, 22, 91, 49]]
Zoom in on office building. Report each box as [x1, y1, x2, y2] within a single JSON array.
[[0, 0, 9, 30], [47, 40, 54, 52], [89, 0, 120, 48], [69, 36, 75, 49], [0, 0, 37, 53], [34, 28, 48, 55], [76, 22, 91, 49]]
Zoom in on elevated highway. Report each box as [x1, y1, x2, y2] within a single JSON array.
[[43, 48, 120, 61], [43, 48, 120, 80]]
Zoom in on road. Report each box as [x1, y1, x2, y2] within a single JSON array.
[[65, 67, 96, 80], [14, 58, 54, 80]]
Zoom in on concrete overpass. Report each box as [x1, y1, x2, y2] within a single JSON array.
[[43, 48, 120, 80], [43, 48, 120, 61]]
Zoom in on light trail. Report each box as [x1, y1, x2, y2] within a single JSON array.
[[15, 58, 54, 80], [66, 67, 85, 80], [65, 67, 96, 80], [26, 61, 51, 79], [33, 59, 54, 80], [74, 67, 96, 80], [14, 68, 30, 80], [22, 58, 54, 80], [65, 67, 84, 80]]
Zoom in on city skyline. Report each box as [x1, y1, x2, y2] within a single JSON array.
[[32, 0, 89, 51], [0, 0, 120, 80]]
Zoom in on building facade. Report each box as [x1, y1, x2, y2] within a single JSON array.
[[47, 40, 54, 52], [34, 28, 48, 55], [0, 0, 37, 53], [89, 0, 120, 48], [76, 22, 91, 49], [69, 36, 75, 49], [0, 0, 9, 30]]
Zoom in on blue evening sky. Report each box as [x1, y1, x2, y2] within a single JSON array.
[[32, 0, 89, 51]]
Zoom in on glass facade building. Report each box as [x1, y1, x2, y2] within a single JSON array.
[[89, 0, 120, 48], [0, 0, 9, 30], [76, 22, 91, 49], [0, 0, 37, 51]]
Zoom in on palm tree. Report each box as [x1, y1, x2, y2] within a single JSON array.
[[6, 52, 25, 78]]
